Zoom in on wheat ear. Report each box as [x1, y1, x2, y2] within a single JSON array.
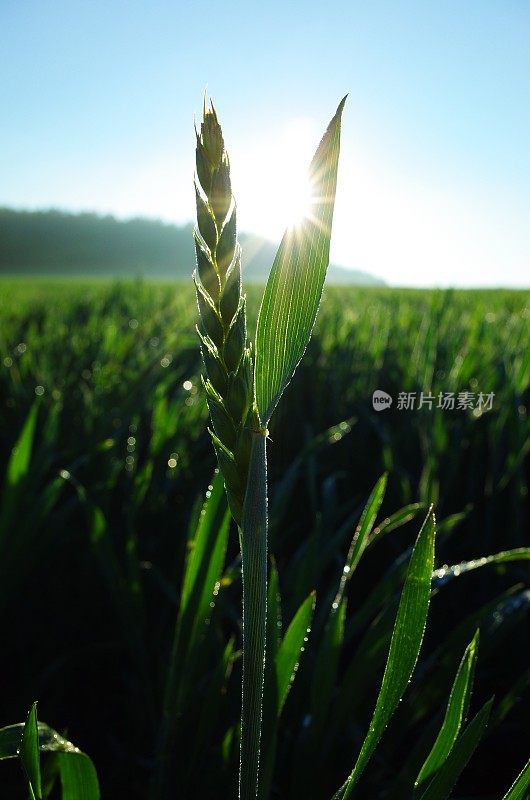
[[193, 100, 254, 525]]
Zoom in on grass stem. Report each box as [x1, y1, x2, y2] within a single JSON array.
[[239, 431, 268, 799]]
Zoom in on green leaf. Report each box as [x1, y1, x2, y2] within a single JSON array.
[[5, 402, 39, 487], [334, 473, 387, 607], [56, 752, 100, 800], [415, 630, 479, 787], [432, 548, 530, 588], [254, 97, 346, 424], [179, 471, 231, 654], [181, 637, 236, 796], [418, 699, 493, 800], [311, 597, 346, 731], [155, 472, 230, 796], [0, 402, 40, 542], [0, 714, 100, 800], [501, 759, 530, 800], [0, 722, 81, 760], [336, 508, 436, 800], [261, 582, 313, 800], [276, 591, 316, 715], [370, 502, 425, 544], [18, 703, 42, 800]]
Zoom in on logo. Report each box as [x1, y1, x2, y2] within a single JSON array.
[[372, 390, 393, 411]]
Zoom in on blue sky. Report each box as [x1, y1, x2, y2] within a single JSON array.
[[1, 0, 529, 286]]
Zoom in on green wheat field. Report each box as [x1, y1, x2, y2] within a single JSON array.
[[0, 278, 529, 798]]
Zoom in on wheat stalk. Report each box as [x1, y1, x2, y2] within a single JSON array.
[[194, 101, 266, 800], [193, 97, 345, 800], [193, 100, 255, 527]]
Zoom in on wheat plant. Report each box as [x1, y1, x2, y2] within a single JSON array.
[[193, 97, 346, 799]]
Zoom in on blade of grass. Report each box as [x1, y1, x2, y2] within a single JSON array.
[[311, 597, 346, 732], [432, 547, 530, 588], [154, 471, 230, 797], [1, 712, 100, 800], [0, 401, 39, 540], [18, 703, 42, 800], [56, 752, 100, 800], [276, 591, 316, 715], [369, 502, 425, 545], [260, 591, 316, 799], [183, 637, 236, 795], [415, 630, 479, 787], [334, 473, 387, 608], [335, 508, 436, 799], [254, 97, 346, 425], [500, 759, 530, 800], [418, 699, 493, 800]]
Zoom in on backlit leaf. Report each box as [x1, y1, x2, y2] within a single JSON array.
[[335, 509, 436, 799], [415, 630, 479, 786], [500, 758, 530, 800], [418, 699, 493, 800], [18, 703, 42, 800], [255, 97, 346, 424]]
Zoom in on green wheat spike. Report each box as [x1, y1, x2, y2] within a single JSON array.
[[193, 100, 254, 525]]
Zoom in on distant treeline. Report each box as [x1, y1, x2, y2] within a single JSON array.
[[0, 208, 383, 284]]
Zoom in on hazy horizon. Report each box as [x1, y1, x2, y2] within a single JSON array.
[[1, 1, 529, 287]]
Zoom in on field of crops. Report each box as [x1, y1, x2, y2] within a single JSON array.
[[0, 279, 528, 798]]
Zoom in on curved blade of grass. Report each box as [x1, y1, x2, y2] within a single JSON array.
[[179, 471, 231, 653], [254, 97, 346, 425], [183, 637, 236, 796], [418, 699, 493, 800], [5, 401, 38, 486], [56, 752, 100, 800], [154, 472, 230, 797], [0, 401, 39, 540], [415, 630, 479, 787], [432, 547, 530, 588], [18, 703, 42, 800], [334, 473, 387, 607], [335, 508, 436, 800], [311, 597, 346, 732], [1, 713, 100, 800], [501, 759, 530, 800], [277, 590, 316, 714], [261, 587, 314, 800], [0, 722, 82, 760], [370, 502, 425, 545]]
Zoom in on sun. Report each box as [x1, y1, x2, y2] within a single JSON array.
[[231, 118, 318, 241], [275, 166, 315, 229]]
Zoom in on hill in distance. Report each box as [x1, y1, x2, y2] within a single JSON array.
[[0, 208, 384, 285]]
